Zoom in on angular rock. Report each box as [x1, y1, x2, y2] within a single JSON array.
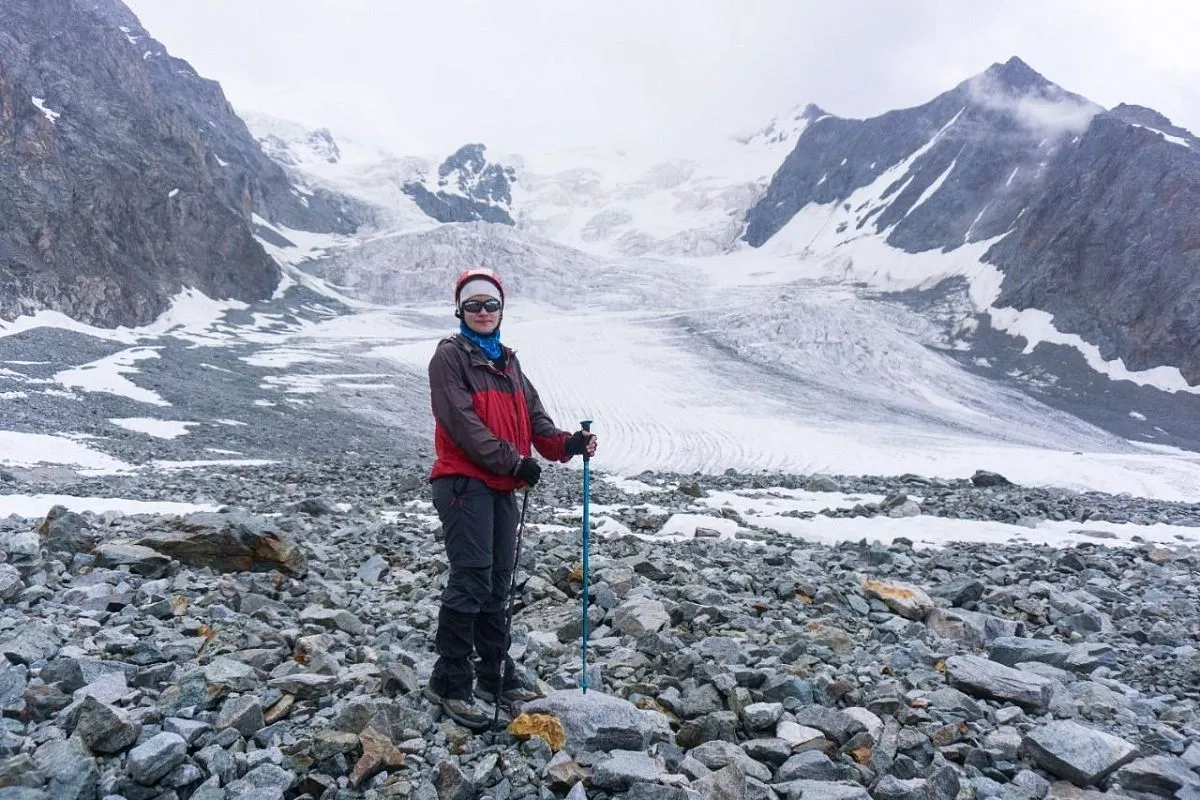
[[0, 622, 61, 666], [926, 764, 961, 800], [196, 744, 236, 787], [872, 776, 928, 800], [988, 637, 1072, 668], [677, 711, 739, 749], [32, 737, 97, 800], [37, 505, 95, 554], [435, 760, 475, 800], [93, 543, 171, 578], [971, 470, 1012, 487], [1108, 755, 1200, 797], [1064, 643, 1117, 672], [804, 475, 841, 492], [740, 702, 784, 731], [862, 577, 933, 620], [0, 788, 50, 800], [688, 740, 771, 782], [840, 707, 883, 744], [71, 696, 140, 755], [777, 750, 839, 782], [312, 730, 360, 761], [1012, 769, 1051, 799], [293, 496, 339, 516], [188, 776, 225, 800], [691, 763, 748, 800], [793, 706, 866, 745], [163, 717, 212, 746], [225, 763, 295, 796], [127, 731, 187, 785], [299, 605, 365, 636], [1182, 742, 1200, 772], [772, 779, 871, 800], [216, 695, 265, 737], [162, 762, 204, 789], [887, 499, 921, 518], [267, 673, 336, 698], [760, 674, 814, 705], [136, 510, 306, 576], [0, 563, 24, 600], [1021, 721, 1138, 786], [612, 597, 670, 637], [929, 577, 986, 607], [945, 654, 1054, 712], [0, 661, 28, 716], [350, 724, 406, 788], [926, 607, 1022, 647], [356, 553, 389, 583], [776, 722, 824, 748], [591, 750, 661, 791], [543, 752, 589, 790], [204, 656, 260, 691], [742, 738, 792, 768]]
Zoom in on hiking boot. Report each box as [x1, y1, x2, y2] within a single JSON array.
[[423, 685, 492, 731], [475, 683, 543, 711]]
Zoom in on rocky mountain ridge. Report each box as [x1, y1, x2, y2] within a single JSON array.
[[744, 57, 1200, 385], [0, 0, 366, 329]]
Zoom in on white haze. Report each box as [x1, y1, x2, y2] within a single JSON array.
[[123, 0, 1200, 155], [966, 73, 1103, 137]]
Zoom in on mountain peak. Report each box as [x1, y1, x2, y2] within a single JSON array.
[[980, 56, 1049, 92], [957, 57, 1102, 137], [735, 103, 828, 148]]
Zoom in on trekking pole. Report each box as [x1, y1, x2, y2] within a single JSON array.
[[579, 419, 593, 693], [495, 488, 531, 729]]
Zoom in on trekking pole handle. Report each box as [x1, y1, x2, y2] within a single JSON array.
[[580, 419, 592, 461]]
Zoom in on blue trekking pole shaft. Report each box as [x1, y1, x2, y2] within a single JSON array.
[[579, 419, 593, 693]]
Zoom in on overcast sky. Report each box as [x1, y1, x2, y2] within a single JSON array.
[[124, 0, 1200, 156]]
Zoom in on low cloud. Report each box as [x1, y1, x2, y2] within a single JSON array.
[[966, 72, 1102, 138]]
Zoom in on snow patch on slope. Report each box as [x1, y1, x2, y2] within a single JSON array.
[[506, 117, 807, 259], [305, 222, 701, 312]]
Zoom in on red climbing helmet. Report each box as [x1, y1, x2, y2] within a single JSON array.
[[453, 268, 505, 306]]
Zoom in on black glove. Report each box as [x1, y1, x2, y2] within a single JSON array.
[[514, 457, 542, 487], [564, 430, 594, 457]]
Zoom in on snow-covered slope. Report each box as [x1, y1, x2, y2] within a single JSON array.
[[302, 222, 701, 311], [4, 244, 1199, 499], [240, 93, 1200, 450], [241, 111, 438, 232], [244, 105, 816, 259], [503, 105, 817, 258]]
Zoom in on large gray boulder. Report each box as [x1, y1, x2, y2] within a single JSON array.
[[135, 510, 306, 576], [520, 690, 665, 754], [1021, 721, 1138, 786], [945, 654, 1055, 712]]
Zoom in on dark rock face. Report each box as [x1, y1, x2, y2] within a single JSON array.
[[0, 0, 362, 328], [403, 143, 516, 224], [744, 56, 1200, 385], [744, 58, 1092, 251], [988, 112, 1200, 384]]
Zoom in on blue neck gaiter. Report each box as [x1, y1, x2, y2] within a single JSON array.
[[459, 321, 503, 361]]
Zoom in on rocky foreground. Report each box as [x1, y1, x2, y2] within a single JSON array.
[[1, 458, 1200, 800]]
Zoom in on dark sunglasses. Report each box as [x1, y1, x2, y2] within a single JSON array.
[[461, 299, 502, 313]]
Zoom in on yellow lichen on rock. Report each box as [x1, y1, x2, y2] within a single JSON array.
[[507, 713, 566, 751]]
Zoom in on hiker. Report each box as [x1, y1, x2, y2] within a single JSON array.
[[424, 268, 598, 730]]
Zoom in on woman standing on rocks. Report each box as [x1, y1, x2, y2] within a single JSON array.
[[424, 268, 598, 731]]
